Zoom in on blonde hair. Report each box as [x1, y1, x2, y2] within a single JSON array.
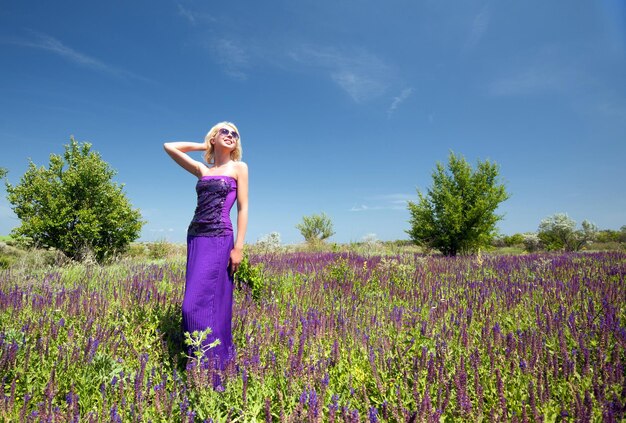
[[203, 121, 243, 164]]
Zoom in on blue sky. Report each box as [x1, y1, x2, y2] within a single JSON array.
[[1, 1, 625, 245]]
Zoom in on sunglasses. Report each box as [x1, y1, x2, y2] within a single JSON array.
[[218, 127, 239, 139]]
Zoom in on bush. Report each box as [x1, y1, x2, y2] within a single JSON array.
[[296, 213, 335, 243], [124, 243, 150, 259], [407, 151, 509, 256], [5, 137, 144, 263], [0, 257, 11, 269], [597, 227, 626, 244], [522, 233, 543, 253], [254, 232, 282, 254], [538, 213, 597, 251], [0, 242, 26, 269], [147, 239, 175, 260], [234, 252, 264, 302], [5, 247, 70, 272], [503, 233, 524, 246]]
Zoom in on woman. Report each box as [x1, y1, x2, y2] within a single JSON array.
[[163, 121, 248, 377]]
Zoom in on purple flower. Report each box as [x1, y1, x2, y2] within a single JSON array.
[[369, 406, 378, 423], [493, 323, 501, 343], [308, 389, 319, 418], [299, 390, 307, 405], [265, 398, 272, 423], [329, 394, 339, 416], [496, 369, 506, 415], [420, 390, 432, 418], [321, 372, 330, 387], [110, 405, 122, 423], [519, 359, 527, 372], [180, 395, 189, 416]]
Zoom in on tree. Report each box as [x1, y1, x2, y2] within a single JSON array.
[[5, 137, 144, 262], [522, 233, 543, 253], [406, 152, 509, 256], [0, 168, 7, 179], [596, 229, 619, 243], [255, 232, 282, 253], [492, 233, 525, 248], [597, 227, 626, 243], [537, 213, 597, 251], [296, 212, 335, 243]]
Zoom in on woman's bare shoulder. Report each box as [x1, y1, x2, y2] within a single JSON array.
[[234, 161, 248, 173], [234, 161, 248, 181]]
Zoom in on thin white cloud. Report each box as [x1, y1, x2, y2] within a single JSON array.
[[177, 4, 216, 26], [490, 53, 626, 126], [193, 27, 400, 103], [178, 4, 197, 25], [201, 36, 400, 103], [350, 193, 413, 212], [370, 193, 415, 202], [289, 45, 392, 102], [5, 32, 148, 82], [387, 87, 413, 117], [488, 65, 573, 97], [465, 7, 490, 51], [350, 204, 370, 212], [211, 38, 249, 80]]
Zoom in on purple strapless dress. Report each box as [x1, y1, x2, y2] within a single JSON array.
[[183, 175, 237, 373]]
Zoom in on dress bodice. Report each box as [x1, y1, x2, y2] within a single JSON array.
[[187, 176, 237, 237]]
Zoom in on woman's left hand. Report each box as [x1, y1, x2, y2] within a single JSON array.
[[229, 247, 243, 276]]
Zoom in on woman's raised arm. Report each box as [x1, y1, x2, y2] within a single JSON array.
[[163, 142, 206, 177]]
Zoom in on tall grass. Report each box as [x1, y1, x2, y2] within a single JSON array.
[[0, 251, 624, 421]]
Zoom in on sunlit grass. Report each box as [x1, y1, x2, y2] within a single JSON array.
[[0, 250, 624, 421]]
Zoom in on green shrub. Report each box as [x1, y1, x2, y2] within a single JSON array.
[[538, 213, 598, 251], [407, 151, 509, 256], [296, 212, 335, 243], [5, 137, 144, 262], [234, 252, 264, 302], [1, 243, 22, 269], [124, 243, 149, 259], [147, 239, 174, 260], [8, 247, 69, 272], [0, 255, 14, 269], [254, 232, 282, 254], [522, 233, 543, 253], [504, 233, 524, 246]]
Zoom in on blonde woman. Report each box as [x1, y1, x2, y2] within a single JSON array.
[[164, 122, 248, 382]]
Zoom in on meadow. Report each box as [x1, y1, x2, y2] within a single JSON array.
[[0, 247, 625, 422]]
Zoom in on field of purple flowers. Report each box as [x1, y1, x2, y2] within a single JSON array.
[[1, 251, 625, 422]]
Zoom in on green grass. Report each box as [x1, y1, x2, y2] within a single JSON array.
[[0, 250, 624, 421]]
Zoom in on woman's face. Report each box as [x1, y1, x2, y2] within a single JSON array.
[[213, 125, 239, 151]]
